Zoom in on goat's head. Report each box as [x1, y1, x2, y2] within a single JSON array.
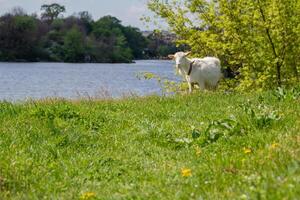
[[168, 51, 191, 69]]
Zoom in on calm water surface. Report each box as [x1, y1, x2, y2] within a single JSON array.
[[0, 60, 178, 101]]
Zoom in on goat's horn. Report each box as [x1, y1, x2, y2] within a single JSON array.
[[168, 54, 175, 59], [184, 51, 191, 56]]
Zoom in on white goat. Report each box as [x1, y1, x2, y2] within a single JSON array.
[[168, 52, 222, 93]]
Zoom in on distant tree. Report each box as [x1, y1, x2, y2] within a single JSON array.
[[10, 6, 26, 16], [41, 3, 65, 23], [0, 14, 39, 61], [85, 35, 108, 62], [44, 29, 65, 61], [78, 11, 93, 34], [93, 16, 121, 41], [94, 15, 122, 29], [92, 16, 133, 62], [122, 26, 148, 59], [63, 27, 85, 62], [110, 34, 133, 63], [78, 11, 93, 23], [40, 18, 65, 61], [63, 16, 89, 35]]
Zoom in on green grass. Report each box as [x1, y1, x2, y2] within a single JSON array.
[[0, 91, 299, 199]]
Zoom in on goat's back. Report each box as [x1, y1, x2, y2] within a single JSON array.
[[192, 57, 221, 67], [190, 57, 222, 86]]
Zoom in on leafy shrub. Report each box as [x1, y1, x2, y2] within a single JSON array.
[[171, 117, 245, 148], [192, 118, 245, 146], [240, 101, 281, 129], [273, 87, 300, 101], [173, 99, 282, 149]]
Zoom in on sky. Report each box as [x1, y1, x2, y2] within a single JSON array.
[[0, 0, 161, 30]]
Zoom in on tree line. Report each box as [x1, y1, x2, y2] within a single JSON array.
[[0, 4, 179, 63]]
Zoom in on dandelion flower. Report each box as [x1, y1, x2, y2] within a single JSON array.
[[181, 168, 192, 177], [80, 192, 96, 200], [244, 148, 252, 154], [271, 143, 280, 149], [195, 146, 202, 156]]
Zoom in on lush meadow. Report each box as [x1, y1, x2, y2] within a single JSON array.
[[0, 89, 299, 199]]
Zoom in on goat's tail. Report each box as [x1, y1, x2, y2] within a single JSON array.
[[215, 58, 221, 67]]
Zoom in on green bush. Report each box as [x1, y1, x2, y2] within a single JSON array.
[[148, 0, 300, 90]]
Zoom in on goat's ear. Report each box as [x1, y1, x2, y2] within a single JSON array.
[[168, 54, 175, 59], [184, 51, 191, 56]]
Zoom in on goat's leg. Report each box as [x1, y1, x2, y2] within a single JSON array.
[[198, 81, 205, 91], [188, 81, 193, 93], [185, 76, 193, 93]]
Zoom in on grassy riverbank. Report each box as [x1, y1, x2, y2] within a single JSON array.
[[0, 91, 299, 199]]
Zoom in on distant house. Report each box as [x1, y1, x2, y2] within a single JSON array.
[[141, 30, 176, 43]]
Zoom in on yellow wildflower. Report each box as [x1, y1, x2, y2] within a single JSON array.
[[271, 143, 280, 149], [244, 148, 252, 154], [181, 168, 192, 177], [80, 192, 96, 200], [195, 146, 202, 156]]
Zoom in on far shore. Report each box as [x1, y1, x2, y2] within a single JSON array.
[[0, 57, 171, 64]]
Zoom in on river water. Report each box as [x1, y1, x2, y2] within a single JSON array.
[[0, 60, 179, 101]]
